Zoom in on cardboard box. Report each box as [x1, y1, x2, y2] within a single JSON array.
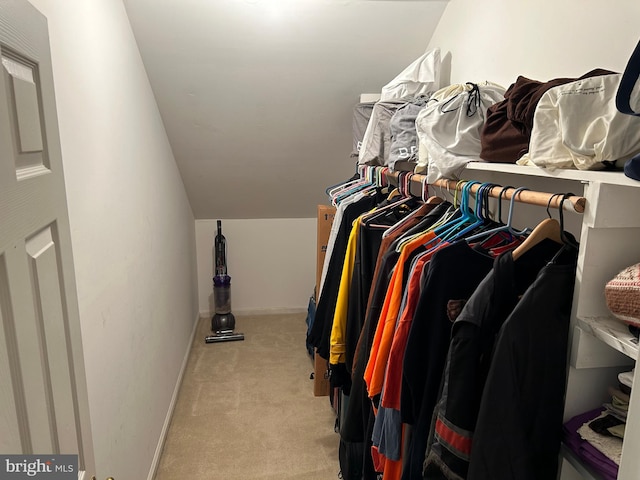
[[316, 205, 336, 295], [313, 348, 330, 397], [314, 205, 335, 397]]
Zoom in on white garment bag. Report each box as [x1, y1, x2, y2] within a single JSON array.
[[415, 81, 506, 182], [518, 73, 640, 170]]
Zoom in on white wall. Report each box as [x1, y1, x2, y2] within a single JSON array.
[[196, 219, 316, 316], [123, 0, 447, 219], [27, 1, 198, 479], [428, 0, 640, 88]]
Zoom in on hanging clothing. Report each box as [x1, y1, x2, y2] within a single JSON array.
[[400, 240, 496, 480], [318, 181, 365, 300], [371, 249, 437, 479], [467, 248, 577, 480], [331, 217, 364, 366], [340, 202, 452, 480], [331, 201, 421, 392], [364, 230, 440, 401], [422, 240, 577, 480], [366, 207, 462, 479], [324, 174, 581, 480], [346, 202, 436, 376], [309, 190, 383, 360]]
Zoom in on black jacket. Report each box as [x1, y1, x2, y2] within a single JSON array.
[[423, 241, 577, 480]]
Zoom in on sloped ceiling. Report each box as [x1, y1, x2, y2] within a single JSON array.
[[122, 0, 447, 218]]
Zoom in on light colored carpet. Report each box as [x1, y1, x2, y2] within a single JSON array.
[[153, 313, 340, 480]]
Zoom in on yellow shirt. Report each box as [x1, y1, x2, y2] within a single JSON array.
[[329, 217, 362, 365]]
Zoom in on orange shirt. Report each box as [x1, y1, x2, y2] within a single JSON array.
[[364, 230, 439, 399], [381, 250, 432, 410]]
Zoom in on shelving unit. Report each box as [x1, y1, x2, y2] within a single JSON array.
[[580, 316, 639, 361], [466, 161, 640, 187], [459, 161, 640, 480]]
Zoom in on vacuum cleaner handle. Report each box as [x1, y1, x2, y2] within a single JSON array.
[[215, 219, 227, 276]]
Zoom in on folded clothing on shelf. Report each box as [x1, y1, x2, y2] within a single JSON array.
[[578, 415, 623, 465], [618, 370, 634, 395], [618, 369, 634, 391], [563, 408, 619, 480], [588, 414, 625, 438]]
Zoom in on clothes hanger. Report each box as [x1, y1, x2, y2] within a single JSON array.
[[327, 178, 359, 197], [465, 186, 532, 242], [389, 176, 455, 242], [378, 167, 390, 188], [328, 177, 363, 198], [421, 176, 430, 203], [471, 185, 517, 250], [328, 164, 369, 198], [326, 173, 361, 197], [394, 199, 458, 252], [325, 163, 365, 196], [384, 195, 449, 241], [546, 193, 580, 264], [381, 199, 436, 239], [495, 185, 514, 225], [511, 218, 562, 260], [511, 193, 564, 261], [481, 183, 492, 221], [432, 180, 480, 239], [331, 173, 377, 206], [442, 182, 498, 242], [557, 192, 580, 250], [421, 176, 444, 205], [360, 195, 415, 226], [414, 181, 479, 253], [330, 165, 377, 199]]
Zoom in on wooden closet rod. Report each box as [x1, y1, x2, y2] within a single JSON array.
[[381, 170, 586, 214]]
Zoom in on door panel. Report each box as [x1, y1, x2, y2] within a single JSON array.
[[0, 255, 22, 453], [6, 240, 53, 454], [0, 1, 95, 477], [25, 224, 79, 455], [2, 48, 48, 177]]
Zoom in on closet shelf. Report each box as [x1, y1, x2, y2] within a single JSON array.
[[465, 161, 640, 187], [579, 316, 639, 360]]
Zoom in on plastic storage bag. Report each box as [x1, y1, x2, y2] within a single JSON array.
[[380, 48, 442, 101], [357, 99, 406, 167], [388, 95, 430, 172]]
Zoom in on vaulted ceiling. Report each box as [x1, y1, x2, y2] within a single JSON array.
[[122, 0, 447, 218]]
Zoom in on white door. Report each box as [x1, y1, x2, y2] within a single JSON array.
[[0, 1, 95, 478]]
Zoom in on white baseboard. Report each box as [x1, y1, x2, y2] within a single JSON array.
[[198, 306, 306, 318], [146, 312, 200, 480]]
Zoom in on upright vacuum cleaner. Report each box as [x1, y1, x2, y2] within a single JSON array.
[[205, 220, 245, 343]]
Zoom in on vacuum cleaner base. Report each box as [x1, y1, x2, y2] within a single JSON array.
[[211, 312, 236, 332], [206, 313, 245, 343], [205, 331, 245, 343]]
